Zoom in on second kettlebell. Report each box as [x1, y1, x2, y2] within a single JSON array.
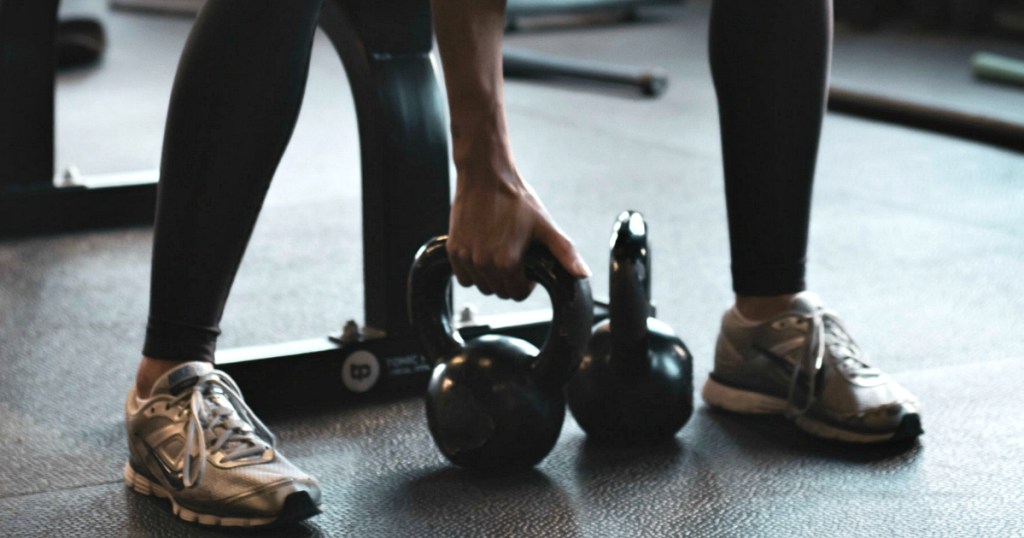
[[567, 211, 693, 444]]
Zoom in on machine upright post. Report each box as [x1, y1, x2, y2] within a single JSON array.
[[0, 0, 59, 190], [321, 0, 451, 339], [0, 0, 158, 237]]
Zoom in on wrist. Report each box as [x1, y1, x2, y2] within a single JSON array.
[[451, 118, 517, 182], [452, 148, 524, 197], [450, 104, 507, 152]]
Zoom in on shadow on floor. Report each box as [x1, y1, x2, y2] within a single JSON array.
[[701, 407, 924, 464]]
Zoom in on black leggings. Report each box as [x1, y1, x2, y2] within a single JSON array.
[[143, 0, 832, 363], [711, 0, 832, 296]]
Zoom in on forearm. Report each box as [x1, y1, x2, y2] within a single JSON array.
[[431, 0, 517, 187], [432, 0, 589, 291]]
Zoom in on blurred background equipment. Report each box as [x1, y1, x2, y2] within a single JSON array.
[[834, 0, 1024, 36], [106, 0, 678, 97], [973, 51, 1024, 87], [502, 0, 681, 96], [0, 0, 155, 236], [108, 0, 203, 15], [57, 17, 106, 68]]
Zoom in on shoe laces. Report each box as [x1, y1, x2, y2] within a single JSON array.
[[785, 309, 875, 418], [171, 371, 276, 488]]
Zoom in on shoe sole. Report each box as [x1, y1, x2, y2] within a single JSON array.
[[124, 462, 321, 527], [702, 377, 922, 444]]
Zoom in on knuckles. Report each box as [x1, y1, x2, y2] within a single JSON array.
[[445, 240, 531, 300], [492, 251, 520, 272]]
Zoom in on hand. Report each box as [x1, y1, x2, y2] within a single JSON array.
[[429, 0, 588, 301], [448, 169, 591, 301]]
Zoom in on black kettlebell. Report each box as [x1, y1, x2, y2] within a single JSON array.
[[567, 211, 693, 444], [408, 236, 594, 469]]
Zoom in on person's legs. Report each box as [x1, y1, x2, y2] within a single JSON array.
[[710, 0, 831, 317], [704, 0, 922, 443], [136, 0, 324, 396], [125, 0, 326, 526]]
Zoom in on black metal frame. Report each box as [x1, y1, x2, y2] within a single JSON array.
[[213, 0, 450, 410], [0, 0, 158, 236]]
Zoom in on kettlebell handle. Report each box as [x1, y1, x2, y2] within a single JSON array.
[[609, 211, 652, 370], [408, 236, 594, 391]]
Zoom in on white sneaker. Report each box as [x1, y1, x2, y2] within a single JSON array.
[[702, 293, 923, 443], [124, 361, 322, 527]]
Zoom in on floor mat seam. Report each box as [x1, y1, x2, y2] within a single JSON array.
[[0, 478, 125, 502]]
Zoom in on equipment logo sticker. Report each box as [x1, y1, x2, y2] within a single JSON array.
[[341, 350, 381, 393]]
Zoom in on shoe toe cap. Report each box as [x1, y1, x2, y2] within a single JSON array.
[[857, 399, 923, 437], [292, 474, 322, 506], [273, 478, 323, 523], [231, 476, 322, 522]]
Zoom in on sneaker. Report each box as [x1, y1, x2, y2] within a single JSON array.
[[702, 292, 923, 443], [124, 361, 322, 527]]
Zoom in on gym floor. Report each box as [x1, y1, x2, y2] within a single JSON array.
[[3, 1, 1024, 536]]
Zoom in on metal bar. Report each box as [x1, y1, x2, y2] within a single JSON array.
[[973, 52, 1024, 88], [507, 0, 682, 17], [503, 46, 668, 97], [828, 86, 1024, 154]]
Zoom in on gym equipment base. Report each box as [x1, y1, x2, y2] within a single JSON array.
[[0, 171, 157, 237], [218, 304, 609, 411]]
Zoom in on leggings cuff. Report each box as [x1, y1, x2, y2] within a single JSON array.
[[143, 317, 219, 363], [731, 261, 807, 297]]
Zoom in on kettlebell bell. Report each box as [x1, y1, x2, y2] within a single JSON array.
[[408, 236, 594, 469], [567, 211, 693, 444]]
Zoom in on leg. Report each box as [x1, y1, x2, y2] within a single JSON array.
[[126, 0, 326, 527], [703, 0, 922, 443], [709, 0, 831, 320], [138, 0, 325, 392]]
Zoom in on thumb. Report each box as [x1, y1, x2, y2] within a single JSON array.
[[535, 219, 591, 279]]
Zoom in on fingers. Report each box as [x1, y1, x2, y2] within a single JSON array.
[[448, 243, 493, 296], [448, 239, 534, 301], [469, 248, 526, 301], [448, 248, 473, 288], [446, 183, 589, 302], [492, 248, 534, 302], [535, 219, 592, 279], [449, 225, 589, 304]]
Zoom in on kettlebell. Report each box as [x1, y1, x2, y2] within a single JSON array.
[[408, 236, 594, 469], [567, 211, 693, 444]]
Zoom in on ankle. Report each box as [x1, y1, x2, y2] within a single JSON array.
[[135, 356, 187, 399], [734, 294, 798, 323]]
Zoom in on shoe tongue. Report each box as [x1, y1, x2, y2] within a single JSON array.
[[788, 291, 824, 316], [150, 361, 215, 396]]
